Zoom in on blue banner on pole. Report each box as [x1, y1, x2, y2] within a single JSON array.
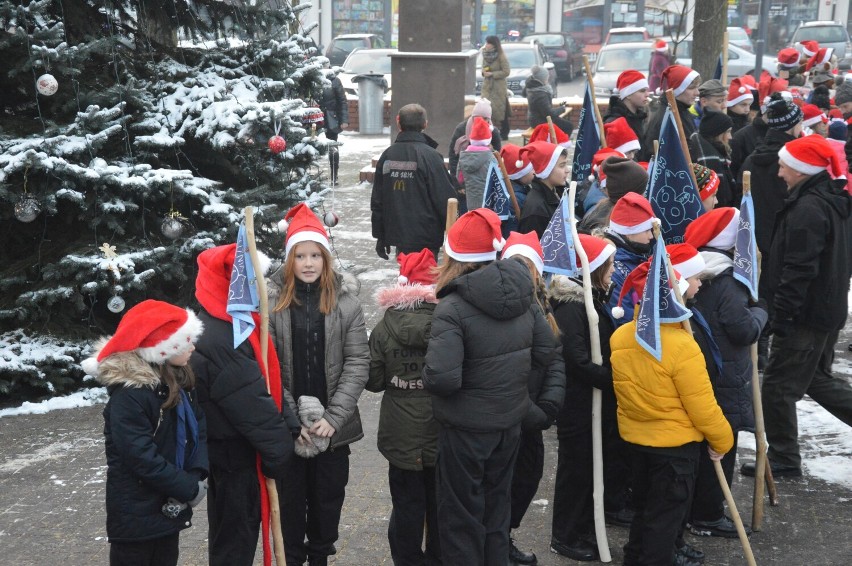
[[636, 235, 692, 361], [571, 82, 601, 183], [482, 160, 512, 220], [226, 223, 260, 349], [541, 192, 578, 277], [646, 108, 704, 244], [733, 191, 759, 301]]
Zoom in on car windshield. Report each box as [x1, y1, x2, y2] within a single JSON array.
[[525, 34, 562, 47], [331, 38, 367, 54], [477, 48, 538, 69], [610, 32, 646, 44], [596, 47, 651, 72], [342, 51, 392, 74], [794, 26, 849, 44]]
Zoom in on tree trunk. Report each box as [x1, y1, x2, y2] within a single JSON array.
[[691, 0, 727, 84]]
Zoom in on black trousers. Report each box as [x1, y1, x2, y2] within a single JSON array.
[[279, 446, 351, 565], [388, 464, 441, 566], [690, 437, 738, 522], [510, 429, 544, 530], [109, 533, 179, 566], [623, 443, 699, 566], [436, 425, 521, 566], [763, 327, 852, 468], [207, 465, 261, 566]]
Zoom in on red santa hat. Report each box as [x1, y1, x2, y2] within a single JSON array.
[[445, 208, 506, 262], [81, 300, 203, 376], [801, 104, 828, 128], [469, 116, 492, 146], [604, 117, 641, 155], [778, 134, 843, 179], [608, 192, 655, 235], [501, 143, 534, 180], [726, 77, 754, 107], [525, 140, 565, 179], [738, 74, 759, 91], [529, 122, 572, 148], [576, 234, 616, 272], [654, 39, 668, 53], [397, 248, 437, 286], [684, 207, 740, 250], [797, 40, 820, 58], [661, 65, 700, 97], [777, 48, 801, 69], [615, 70, 649, 99], [805, 47, 834, 72], [281, 203, 330, 257], [590, 147, 624, 185], [501, 231, 545, 275], [758, 75, 789, 112], [611, 261, 688, 319], [666, 243, 706, 279]]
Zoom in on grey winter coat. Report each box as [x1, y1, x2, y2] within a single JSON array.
[[458, 149, 496, 210], [423, 259, 559, 432], [268, 269, 370, 449]]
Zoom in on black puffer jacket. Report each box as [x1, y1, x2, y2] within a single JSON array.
[[691, 133, 736, 207], [693, 253, 768, 432], [523, 78, 572, 133], [641, 98, 696, 162], [519, 178, 563, 239], [423, 259, 558, 432], [320, 75, 349, 134], [730, 116, 769, 178], [99, 350, 208, 542], [191, 313, 299, 476], [604, 96, 648, 154], [764, 171, 852, 331], [729, 111, 749, 135]]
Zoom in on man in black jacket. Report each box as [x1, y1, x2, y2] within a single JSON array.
[[741, 135, 852, 479], [640, 65, 700, 162], [371, 103, 458, 259]]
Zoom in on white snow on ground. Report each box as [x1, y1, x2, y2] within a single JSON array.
[[0, 388, 106, 418], [330, 230, 375, 241], [357, 268, 400, 282]]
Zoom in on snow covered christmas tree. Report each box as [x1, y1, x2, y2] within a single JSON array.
[[0, 0, 330, 401]]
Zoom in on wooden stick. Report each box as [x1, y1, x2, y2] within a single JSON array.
[[657, 221, 756, 565], [244, 207, 287, 566], [721, 30, 729, 89], [493, 150, 523, 221], [583, 55, 607, 148], [664, 89, 701, 191], [445, 198, 458, 234], [546, 115, 558, 144], [568, 181, 611, 563]]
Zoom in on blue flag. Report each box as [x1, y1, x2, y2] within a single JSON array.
[[571, 81, 601, 183], [226, 223, 260, 348], [541, 191, 578, 277], [636, 235, 692, 361], [733, 191, 759, 301], [646, 108, 704, 244], [482, 160, 512, 220]]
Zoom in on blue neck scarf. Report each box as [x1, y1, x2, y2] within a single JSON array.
[[175, 389, 199, 470]]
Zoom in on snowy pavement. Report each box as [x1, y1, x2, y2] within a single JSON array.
[[2, 131, 852, 564]]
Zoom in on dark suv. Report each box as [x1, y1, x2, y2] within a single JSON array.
[[522, 32, 584, 80], [325, 34, 386, 67]]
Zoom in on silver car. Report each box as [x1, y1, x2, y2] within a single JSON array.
[[791, 21, 852, 59], [591, 42, 654, 98], [667, 38, 778, 78], [337, 48, 395, 97]]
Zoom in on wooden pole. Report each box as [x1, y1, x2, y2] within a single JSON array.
[[568, 181, 612, 563], [583, 55, 607, 148], [721, 30, 729, 89], [244, 207, 287, 566], [546, 115, 558, 144], [445, 198, 458, 234], [493, 150, 523, 221], [664, 89, 700, 190], [656, 222, 756, 566]]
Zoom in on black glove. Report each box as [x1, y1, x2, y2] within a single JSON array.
[[538, 400, 559, 425], [375, 239, 391, 260], [261, 460, 287, 481], [771, 317, 795, 338], [188, 479, 208, 508]]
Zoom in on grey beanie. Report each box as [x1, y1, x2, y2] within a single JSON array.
[[698, 79, 726, 98], [836, 80, 852, 106], [530, 65, 549, 84], [602, 156, 649, 202]]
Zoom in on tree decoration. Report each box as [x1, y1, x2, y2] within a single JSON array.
[[14, 166, 40, 223], [268, 135, 286, 154], [36, 73, 58, 96], [99, 243, 125, 312], [323, 211, 339, 228], [161, 212, 186, 239], [107, 295, 126, 313]]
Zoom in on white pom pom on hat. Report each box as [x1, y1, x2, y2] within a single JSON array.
[[612, 306, 625, 319]]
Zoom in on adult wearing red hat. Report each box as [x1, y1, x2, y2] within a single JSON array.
[[641, 65, 701, 161], [801, 104, 828, 136], [518, 141, 570, 238], [776, 47, 806, 87], [742, 135, 852, 479], [84, 299, 208, 566], [604, 70, 650, 156], [367, 249, 442, 566], [424, 209, 560, 566]]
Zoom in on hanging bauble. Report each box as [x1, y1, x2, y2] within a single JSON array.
[[323, 211, 339, 228], [161, 215, 186, 239], [268, 135, 287, 154], [90, 157, 108, 169], [14, 195, 41, 222], [302, 108, 325, 129], [107, 295, 126, 313], [36, 74, 58, 96]]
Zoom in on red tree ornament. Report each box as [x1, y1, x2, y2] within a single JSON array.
[[268, 135, 286, 154]]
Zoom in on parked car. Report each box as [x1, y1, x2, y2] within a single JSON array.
[[475, 42, 558, 98], [668, 38, 778, 79], [522, 32, 584, 80], [727, 26, 753, 52], [592, 41, 653, 97], [604, 27, 650, 45], [337, 48, 395, 97], [791, 21, 852, 59], [325, 33, 386, 67]]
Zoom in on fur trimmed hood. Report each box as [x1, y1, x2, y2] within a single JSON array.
[[377, 284, 438, 310], [89, 338, 161, 389], [547, 275, 585, 304]]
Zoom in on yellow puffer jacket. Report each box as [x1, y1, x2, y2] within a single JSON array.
[[610, 318, 734, 455]]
